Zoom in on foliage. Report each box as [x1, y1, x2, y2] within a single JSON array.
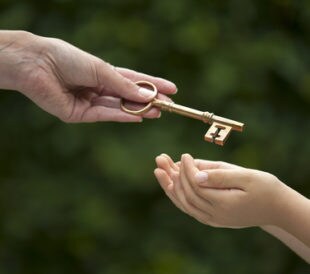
[[0, 0, 309, 273]]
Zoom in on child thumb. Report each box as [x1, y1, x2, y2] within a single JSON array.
[[196, 169, 245, 189]]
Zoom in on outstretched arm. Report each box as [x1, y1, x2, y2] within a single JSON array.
[[262, 225, 310, 263], [0, 30, 177, 122]]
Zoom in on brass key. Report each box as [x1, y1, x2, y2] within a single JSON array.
[[120, 81, 244, 145]]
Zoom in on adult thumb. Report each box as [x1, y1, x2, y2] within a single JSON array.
[[98, 61, 156, 103]]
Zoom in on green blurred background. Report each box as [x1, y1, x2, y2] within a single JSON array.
[[0, 0, 310, 273]]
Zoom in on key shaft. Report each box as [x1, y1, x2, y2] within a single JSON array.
[[152, 99, 244, 132]]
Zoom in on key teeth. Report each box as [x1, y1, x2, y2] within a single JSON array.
[[205, 122, 232, 146], [204, 135, 214, 144], [214, 139, 225, 146]]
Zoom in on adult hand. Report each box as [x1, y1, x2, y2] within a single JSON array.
[[0, 30, 177, 122]]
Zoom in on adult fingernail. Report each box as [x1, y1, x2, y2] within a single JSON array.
[[173, 85, 178, 94], [168, 83, 178, 94], [195, 171, 208, 183], [139, 87, 156, 98]]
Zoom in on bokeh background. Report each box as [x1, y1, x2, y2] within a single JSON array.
[[0, 0, 310, 273]]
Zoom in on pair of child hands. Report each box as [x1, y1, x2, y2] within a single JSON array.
[[154, 154, 310, 263], [154, 153, 284, 228]]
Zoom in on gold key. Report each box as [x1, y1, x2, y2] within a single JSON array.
[[120, 81, 244, 145]]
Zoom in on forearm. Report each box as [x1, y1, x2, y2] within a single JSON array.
[[262, 225, 310, 263], [0, 30, 39, 91], [273, 182, 310, 248]]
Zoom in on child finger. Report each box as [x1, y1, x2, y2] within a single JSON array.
[[179, 157, 213, 210], [194, 159, 237, 170], [161, 154, 179, 171], [199, 169, 247, 189], [171, 171, 213, 224], [172, 169, 210, 217], [155, 155, 174, 177], [180, 154, 211, 200], [154, 168, 185, 212], [154, 169, 188, 213]]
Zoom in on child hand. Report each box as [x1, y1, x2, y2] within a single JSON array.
[[155, 153, 310, 261], [154, 153, 286, 228]]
